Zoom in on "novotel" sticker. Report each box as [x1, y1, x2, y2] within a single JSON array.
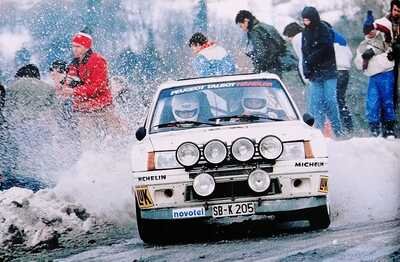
[[172, 207, 206, 219]]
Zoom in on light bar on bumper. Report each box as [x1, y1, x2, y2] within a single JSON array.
[[258, 135, 283, 160], [176, 142, 200, 167], [231, 137, 255, 162], [203, 139, 227, 165]]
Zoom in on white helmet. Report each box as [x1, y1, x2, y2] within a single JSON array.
[[171, 93, 200, 122], [241, 88, 270, 115]]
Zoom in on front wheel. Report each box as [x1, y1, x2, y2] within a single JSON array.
[[135, 203, 167, 244], [308, 205, 330, 230]]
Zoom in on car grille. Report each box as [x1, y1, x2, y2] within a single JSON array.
[[185, 178, 281, 201]]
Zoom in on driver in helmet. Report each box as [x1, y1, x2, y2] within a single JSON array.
[[241, 88, 286, 119], [171, 93, 200, 122]]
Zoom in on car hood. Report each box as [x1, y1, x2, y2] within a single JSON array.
[[148, 121, 320, 151]]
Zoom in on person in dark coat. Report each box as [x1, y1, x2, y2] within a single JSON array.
[[301, 6, 343, 137], [235, 10, 288, 75], [0, 81, 46, 192]]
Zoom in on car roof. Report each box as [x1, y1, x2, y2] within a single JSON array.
[[157, 72, 282, 91]]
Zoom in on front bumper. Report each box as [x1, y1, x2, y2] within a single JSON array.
[[139, 196, 327, 220]]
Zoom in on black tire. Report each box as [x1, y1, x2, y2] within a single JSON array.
[[308, 205, 330, 230], [135, 202, 167, 244]]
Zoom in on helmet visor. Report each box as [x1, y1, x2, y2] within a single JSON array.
[[174, 108, 198, 119]]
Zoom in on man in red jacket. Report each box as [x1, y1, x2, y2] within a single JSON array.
[[61, 31, 118, 150]]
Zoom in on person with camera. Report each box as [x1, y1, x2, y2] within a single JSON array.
[[60, 31, 117, 151]]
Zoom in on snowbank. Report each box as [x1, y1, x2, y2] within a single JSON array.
[[0, 141, 135, 251], [329, 138, 400, 226], [0, 187, 95, 250]]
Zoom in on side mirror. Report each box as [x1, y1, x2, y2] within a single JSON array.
[[135, 126, 146, 141], [303, 113, 315, 127]]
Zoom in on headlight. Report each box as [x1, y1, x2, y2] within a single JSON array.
[[155, 151, 180, 169], [248, 169, 270, 192], [279, 142, 305, 160], [258, 136, 283, 160], [231, 138, 255, 162], [176, 142, 200, 167], [193, 173, 215, 196], [204, 140, 227, 164]]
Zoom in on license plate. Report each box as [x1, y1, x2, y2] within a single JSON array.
[[211, 202, 255, 218]]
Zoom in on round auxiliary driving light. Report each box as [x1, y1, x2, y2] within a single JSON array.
[[176, 142, 200, 167], [258, 136, 283, 160], [248, 169, 271, 193], [231, 138, 255, 162], [193, 173, 215, 197], [204, 140, 227, 164]]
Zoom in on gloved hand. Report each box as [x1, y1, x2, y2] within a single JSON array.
[[387, 51, 395, 61], [362, 59, 370, 70], [65, 75, 83, 88], [392, 42, 400, 54], [361, 48, 375, 60], [303, 71, 311, 79], [303, 61, 312, 79], [391, 42, 400, 61]]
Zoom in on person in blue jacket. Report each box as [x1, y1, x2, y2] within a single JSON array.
[[189, 32, 235, 77]]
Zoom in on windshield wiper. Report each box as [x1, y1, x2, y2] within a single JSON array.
[[153, 120, 221, 129], [209, 114, 284, 122]]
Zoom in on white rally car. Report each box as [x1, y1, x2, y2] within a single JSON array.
[[132, 73, 330, 243]]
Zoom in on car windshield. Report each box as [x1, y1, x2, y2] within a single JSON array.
[[150, 79, 298, 133]]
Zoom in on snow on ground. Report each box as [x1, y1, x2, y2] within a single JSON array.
[[0, 141, 135, 251], [329, 138, 400, 226], [1, 136, 399, 251], [0, 187, 95, 249]]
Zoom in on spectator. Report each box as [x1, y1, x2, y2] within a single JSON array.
[[354, 11, 396, 138], [15, 64, 40, 80], [235, 10, 289, 75], [324, 22, 354, 134], [188, 32, 235, 77], [49, 60, 67, 89], [284, 21, 354, 135], [301, 6, 343, 137], [49, 60, 76, 129], [374, 0, 400, 135], [1, 66, 56, 191], [60, 31, 120, 150], [283, 22, 306, 82]]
